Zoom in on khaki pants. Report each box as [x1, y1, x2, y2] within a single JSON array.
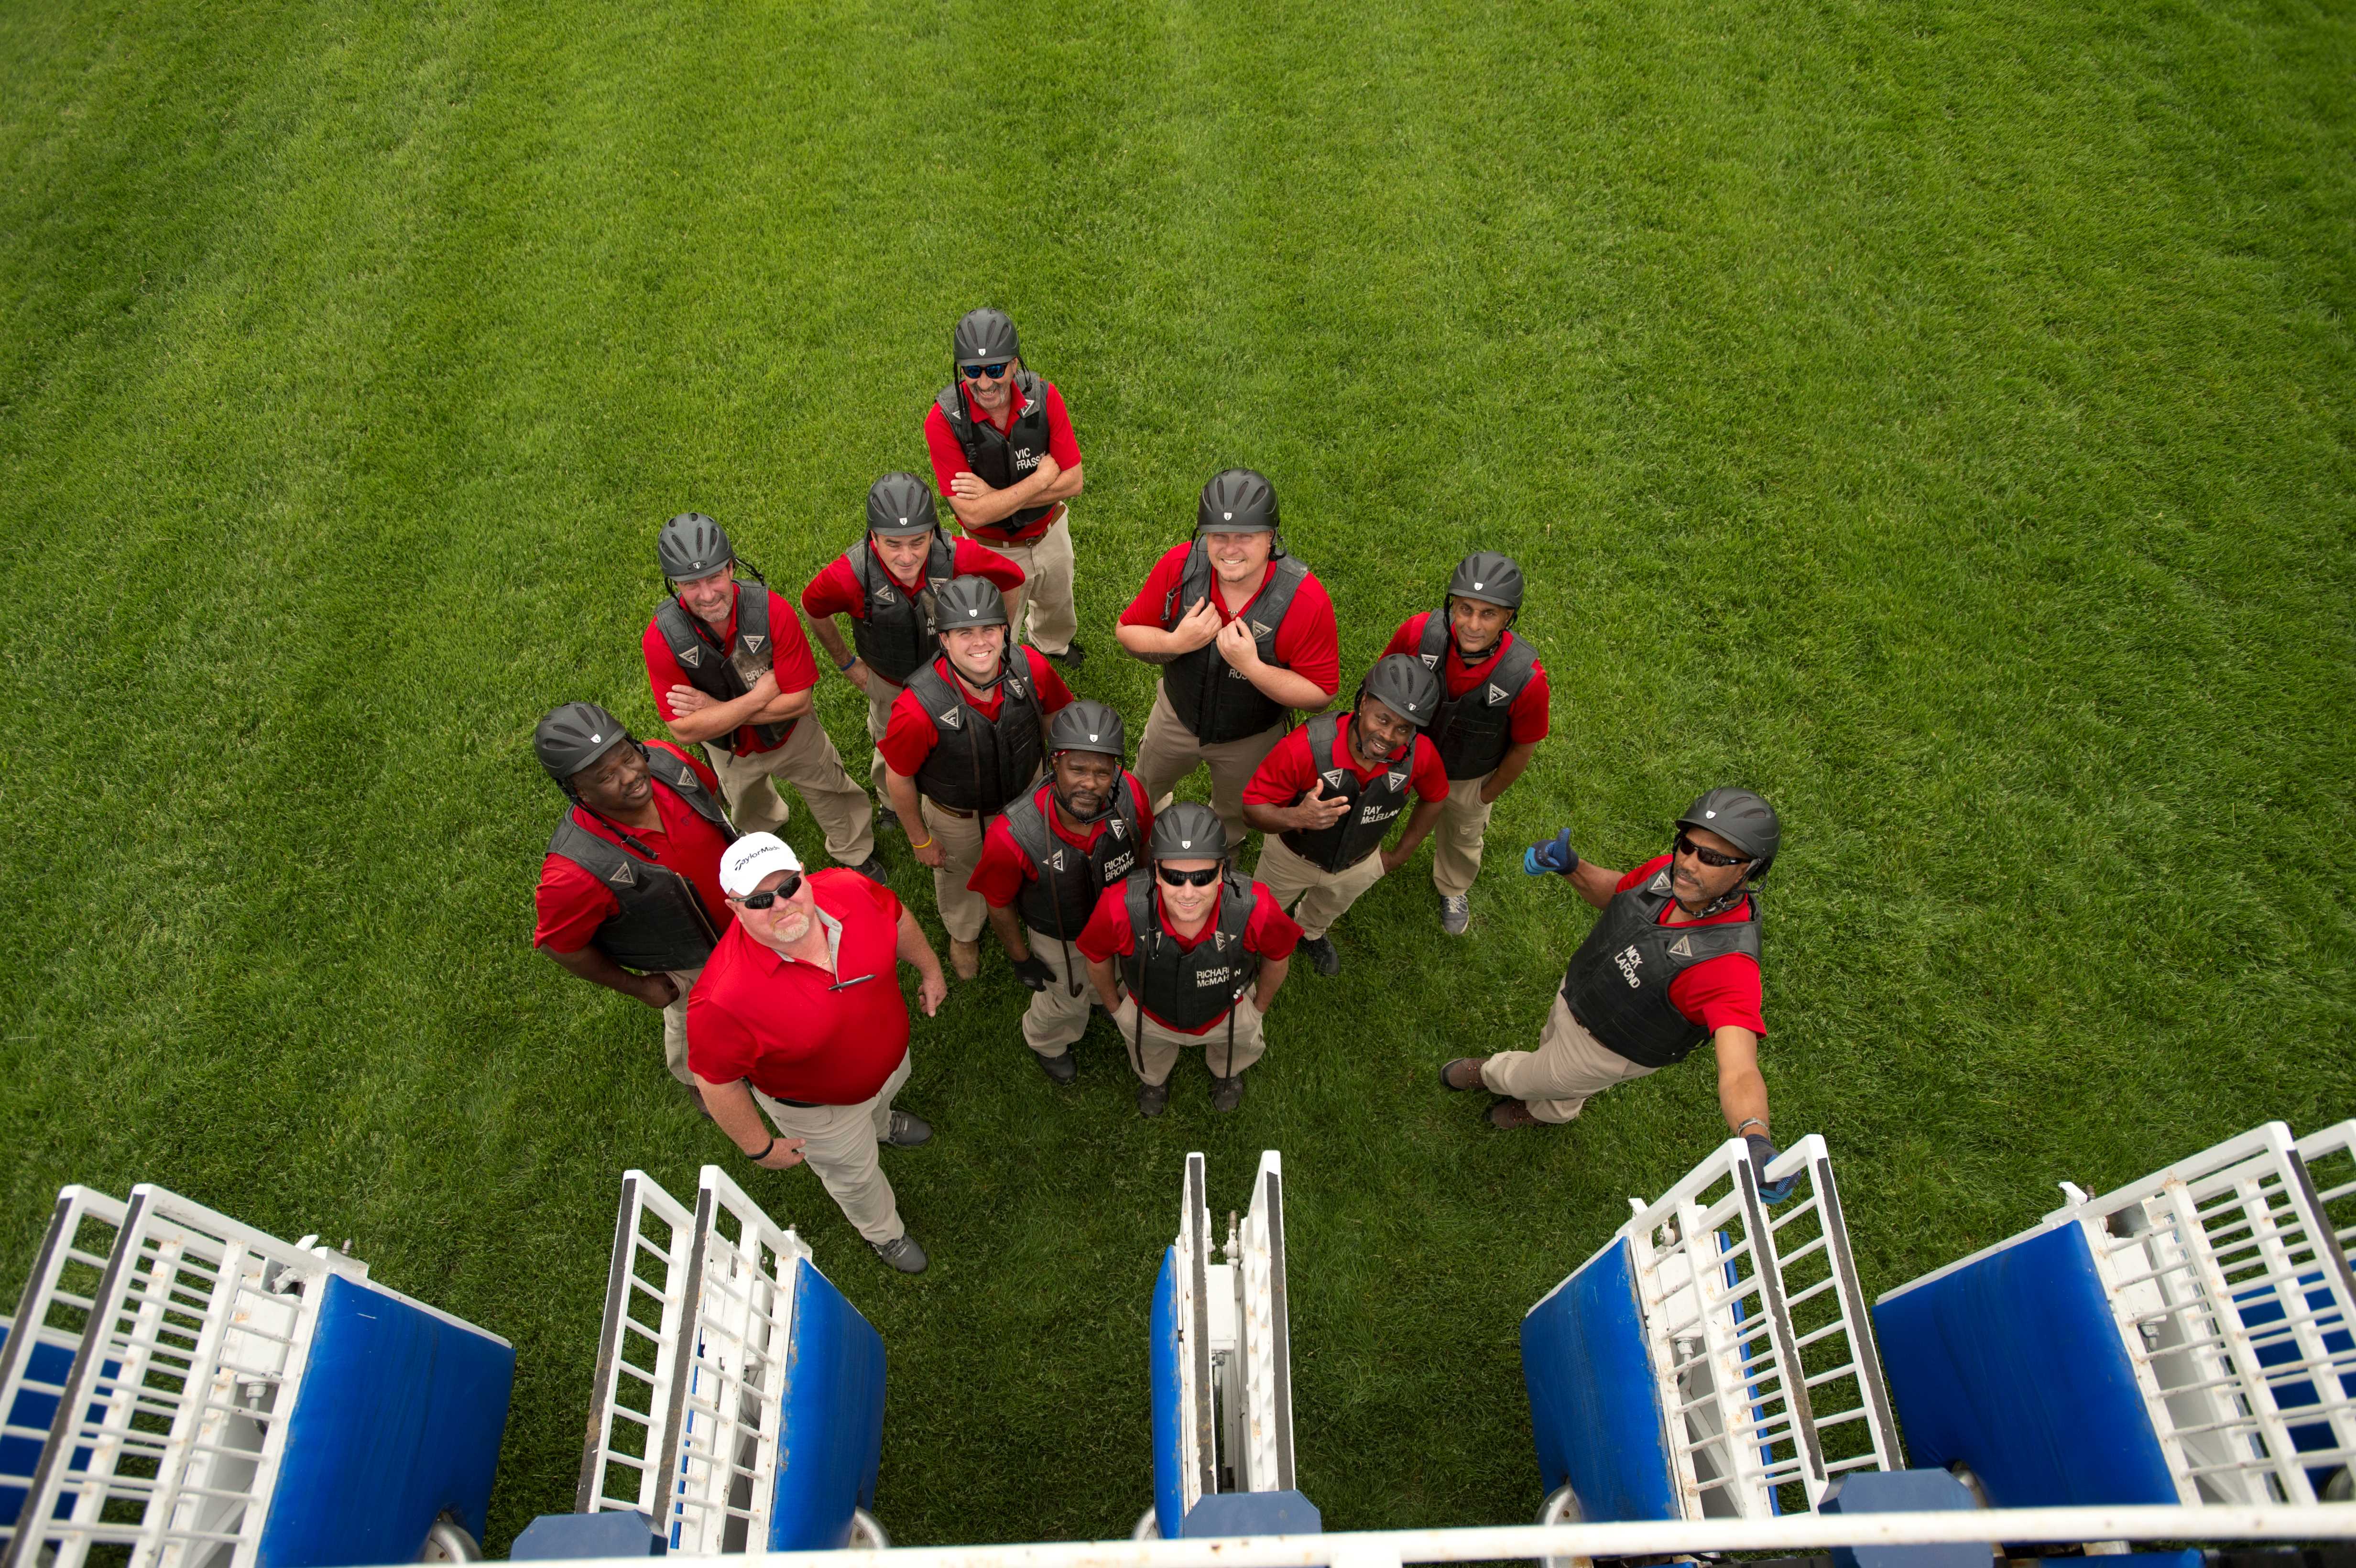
[[1020, 926, 1093, 1057], [706, 716, 875, 865], [658, 966, 703, 1086], [1432, 773, 1495, 898], [919, 797, 991, 943], [991, 513, 1078, 656], [1114, 994, 1266, 1086], [1253, 835, 1388, 941], [751, 1051, 913, 1245], [861, 675, 901, 800], [1482, 994, 1659, 1124], [1133, 681, 1287, 849]]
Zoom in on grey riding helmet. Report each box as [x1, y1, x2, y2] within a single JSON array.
[[932, 574, 1008, 630], [1149, 801, 1228, 861], [954, 308, 1020, 369], [534, 702, 633, 797], [1447, 551, 1525, 610], [866, 473, 939, 537], [657, 512, 734, 583], [1197, 468, 1278, 534], [1049, 699, 1126, 759], [1677, 787, 1780, 878], [1358, 653, 1443, 728]]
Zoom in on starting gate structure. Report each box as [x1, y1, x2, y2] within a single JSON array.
[[1875, 1118, 2356, 1509], [0, 1182, 511, 1568], [570, 1166, 887, 1556], [1520, 1134, 1901, 1524]]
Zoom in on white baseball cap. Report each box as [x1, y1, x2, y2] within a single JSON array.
[[719, 832, 804, 897]]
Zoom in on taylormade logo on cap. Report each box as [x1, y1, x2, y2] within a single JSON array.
[[720, 832, 803, 897]]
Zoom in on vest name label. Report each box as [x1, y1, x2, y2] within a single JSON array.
[[1614, 944, 1644, 988]]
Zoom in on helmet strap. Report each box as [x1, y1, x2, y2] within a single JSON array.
[[1051, 775, 1115, 826]]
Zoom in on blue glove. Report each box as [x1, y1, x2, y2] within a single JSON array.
[[1522, 829, 1581, 877], [1746, 1132, 1798, 1203]]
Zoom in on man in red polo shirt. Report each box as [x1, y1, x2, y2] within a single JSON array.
[[1242, 656, 1451, 978], [1115, 468, 1340, 847], [803, 474, 1029, 805], [642, 511, 885, 882], [1439, 791, 1795, 1201], [531, 703, 734, 1103], [924, 308, 1088, 667], [1079, 804, 1300, 1118], [1382, 551, 1552, 936], [880, 577, 1075, 980], [688, 833, 949, 1275]]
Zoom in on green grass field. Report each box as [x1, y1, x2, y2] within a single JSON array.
[[2, 0, 2352, 1550]]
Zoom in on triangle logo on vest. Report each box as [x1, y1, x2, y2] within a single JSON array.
[[1668, 935, 1695, 958], [938, 708, 962, 729], [1650, 871, 1672, 893], [677, 644, 703, 668], [745, 635, 766, 653], [1487, 683, 1510, 704], [609, 861, 637, 887]]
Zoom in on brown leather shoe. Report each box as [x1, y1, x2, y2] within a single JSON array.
[[1487, 1098, 1543, 1130], [949, 937, 981, 980], [1439, 1057, 1485, 1091]]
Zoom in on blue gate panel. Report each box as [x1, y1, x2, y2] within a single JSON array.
[[256, 1274, 515, 1568], [1149, 1246, 1187, 1540], [1873, 1223, 2175, 1508], [0, 1321, 118, 1531], [766, 1258, 888, 1551], [2238, 1271, 2354, 1493], [1520, 1238, 1678, 1523]]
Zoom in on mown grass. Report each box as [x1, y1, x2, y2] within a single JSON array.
[[1, 0, 2351, 1550]]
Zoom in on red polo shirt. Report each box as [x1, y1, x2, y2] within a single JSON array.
[[799, 537, 1027, 622], [1617, 854, 1767, 1037], [685, 870, 911, 1104], [1243, 715, 1450, 811], [1076, 880, 1302, 1035], [923, 379, 1084, 544], [640, 585, 819, 756], [1381, 614, 1552, 744], [1117, 544, 1342, 701], [878, 649, 1076, 778], [532, 742, 736, 954], [968, 775, 1156, 908]]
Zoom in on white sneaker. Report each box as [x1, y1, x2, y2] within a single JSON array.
[[1440, 894, 1471, 935]]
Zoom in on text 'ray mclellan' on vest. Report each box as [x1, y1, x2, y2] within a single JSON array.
[[652, 589, 793, 753], [545, 748, 740, 973], [1161, 544, 1312, 744], [904, 655, 1046, 815], [1118, 870, 1260, 1034], [1278, 713, 1418, 873], [1003, 777, 1146, 940], [1559, 866, 1762, 1068]]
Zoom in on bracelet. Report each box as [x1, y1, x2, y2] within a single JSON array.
[[746, 1136, 775, 1161], [835, 653, 857, 671], [911, 834, 935, 849], [1736, 1118, 1767, 1137]]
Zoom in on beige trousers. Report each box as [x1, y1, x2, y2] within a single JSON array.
[[1115, 994, 1266, 1086], [1019, 926, 1094, 1057], [860, 675, 902, 800], [658, 966, 704, 1085], [1432, 773, 1495, 898], [1482, 994, 1659, 1124], [990, 513, 1078, 656], [1252, 835, 1388, 941], [1132, 681, 1288, 849], [919, 797, 991, 943], [751, 1051, 913, 1245], [706, 716, 875, 864]]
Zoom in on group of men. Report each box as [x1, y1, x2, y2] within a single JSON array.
[[528, 308, 1795, 1274]]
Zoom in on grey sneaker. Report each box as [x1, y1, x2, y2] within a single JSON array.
[[847, 854, 893, 886], [1036, 1048, 1078, 1085], [1440, 893, 1471, 935], [1210, 1074, 1245, 1113], [1298, 934, 1340, 976], [883, 1109, 932, 1148], [1136, 1078, 1171, 1118], [872, 1234, 928, 1274]]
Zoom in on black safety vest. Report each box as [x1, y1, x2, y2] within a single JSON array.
[[1416, 618, 1540, 780], [1161, 548, 1313, 745], [846, 535, 958, 685], [651, 587, 793, 754], [1003, 776, 1146, 940], [544, 747, 738, 973], [903, 655, 1045, 815], [1119, 872, 1261, 1034], [1278, 714, 1422, 873], [934, 372, 1057, 539], [1560, 866, 1763, 1068]]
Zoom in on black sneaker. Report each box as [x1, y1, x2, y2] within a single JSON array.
[[1210, 1074, 1245, 1113], [872, 1235, 928, 1274], [1298, 934, 1340, 977], [883, 1109, 932, 1148], [1041, 638, 1087, 670], [847, 854, 892, 886], [1036, 1048, 1078, 1085], [1136, 1078, 1171, 1118]]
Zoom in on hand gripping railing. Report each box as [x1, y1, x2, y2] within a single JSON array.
[[0, 1187, 129, 1550]]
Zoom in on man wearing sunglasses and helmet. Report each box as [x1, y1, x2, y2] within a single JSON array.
[[1439, 788, 1797, 1200], [530, 702, 735, 1105], [968, 700, 1153, 1084], [1078, 803, 1301, 1118], [687, 833, 948, 1275], [925, 307, 1089, 668]]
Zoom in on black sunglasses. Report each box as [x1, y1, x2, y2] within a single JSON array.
[[1156, 865, 1221, 887], [733, 871, 804, 908], [960, 361, 1010, 381], [1674, 834, 1751, 870]]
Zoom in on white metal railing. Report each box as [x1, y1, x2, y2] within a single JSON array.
[[578, 1170, 698, 1518], [1621, 1134, 1900, 1519], [2296, 1119, 2356, 1264], [1167, 1153, 1216, 1524], [0, 1186, 130, 1548], [2059, 1120, 2356, 1505], [1229, 1152, 1294, 1494], [1, 1185, 368, 1568]]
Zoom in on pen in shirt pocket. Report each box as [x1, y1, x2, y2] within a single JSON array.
[[828, 972, 880, 992]]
